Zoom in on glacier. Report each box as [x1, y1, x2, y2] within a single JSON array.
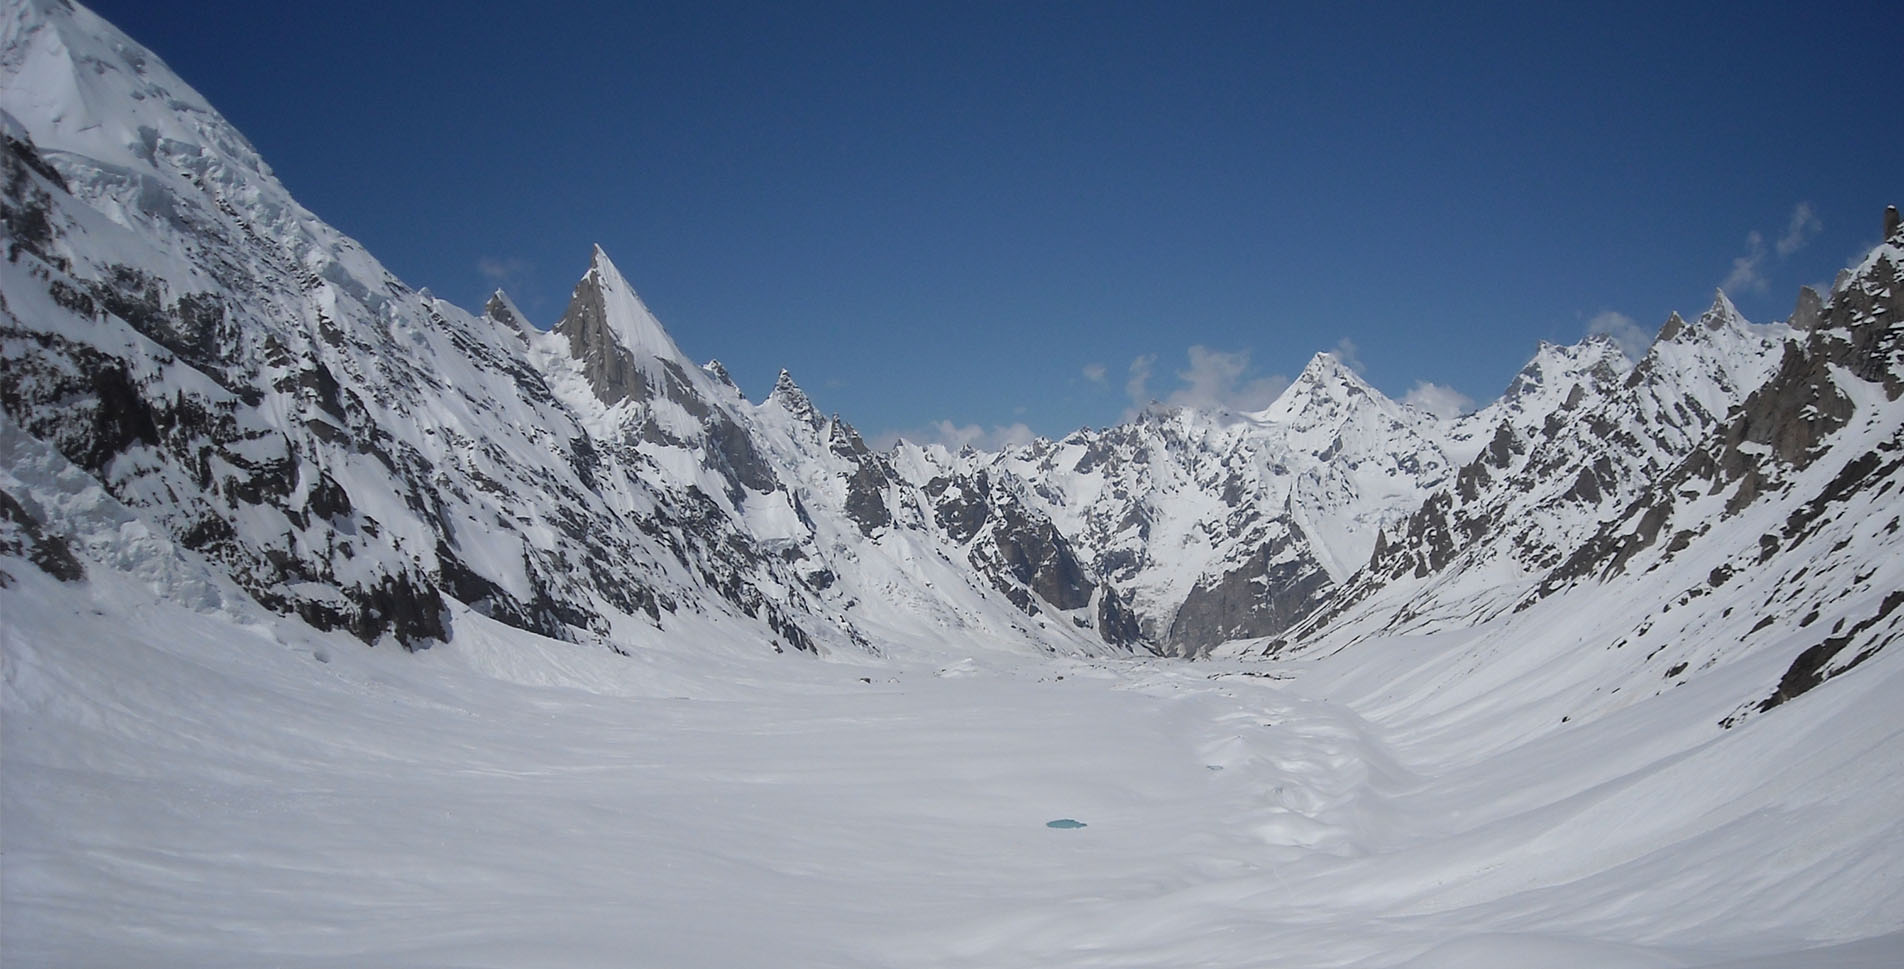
[[3, 0, 1902, 965]]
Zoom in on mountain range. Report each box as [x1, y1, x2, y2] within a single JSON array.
[[4, 0, 1901, 725], [6, 2, 1904, 965]]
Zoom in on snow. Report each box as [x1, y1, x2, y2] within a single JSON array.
[[4, 1, 1902, 963], [5, 561, 1900, 968]]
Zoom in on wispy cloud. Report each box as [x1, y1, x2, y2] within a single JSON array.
[[1402, 381, 1474, 418], [895, 419, 1038, 453], [477, 255, 530, 287], [1776, 202, 1822, 257], [1586, 309, 1651, 361], [1721, 231, 1770, 293], [1331, 336, 1367, 374], [1720, 202, 1822, 294], [1081, 362, 1108, 385], [1125, 346, 1288, 420], [1126, 354, 1156, 406]]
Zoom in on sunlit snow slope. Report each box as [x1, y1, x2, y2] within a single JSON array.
[[6, 562, 1901, 968], [4, 0, 1904, 966]]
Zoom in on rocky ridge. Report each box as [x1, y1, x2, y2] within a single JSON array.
[[3, 1, 1902, 729]]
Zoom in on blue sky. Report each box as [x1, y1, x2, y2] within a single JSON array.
[[88, 0, 1900, 446]]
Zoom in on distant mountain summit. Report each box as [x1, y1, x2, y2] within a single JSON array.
[[3, 0, 1900, 725]]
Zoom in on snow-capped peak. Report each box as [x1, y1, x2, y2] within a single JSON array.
[[1696, 289, 1746, 332], [1500, 338, 1630, 404], [703, 358, 739, 389], [546, 247, 705, 405], [483, 290, 534, 335], [1252, 350, 1390, 427], [1296, 350, 1366, 389], [1, 0, 265, 178], [579, 246, 688, 362], [768, 369, 822, 428]]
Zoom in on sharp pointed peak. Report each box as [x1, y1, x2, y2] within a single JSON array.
[[1302, 349, 1351, 373], [483, 289, 533, 333], [589, 241, 612, 264], [557, 246, 683, 354], [1290, 350, 1377, 395], [551, 247, 696, 404], [1700, 289, 1744, 327], [1646, 292, 1749, 348], [1654, 310, 1690, 344], [769, 369, 822, 427]]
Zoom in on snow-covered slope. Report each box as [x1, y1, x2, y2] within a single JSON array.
[[0, 0, 1130, 663], [5, 2, 1904, 964], [1259, 212, 1904, 742], [6, 549, 1901, 968], [902, 351, 1458, 656], [3, 0, 1898, 707]]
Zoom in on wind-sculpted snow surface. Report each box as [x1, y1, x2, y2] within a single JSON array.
[[4, 1, 1904, 961], [4, 565, 1901, 967]]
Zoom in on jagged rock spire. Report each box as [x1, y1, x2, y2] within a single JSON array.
[[553, 246, 693, 405], [1791, 285, 1825, 331], [483, 290, 533, 335], [769, 369, 822, 428], [1697, 289, 1744, 330]]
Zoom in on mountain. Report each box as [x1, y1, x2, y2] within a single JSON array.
[[906, 351, 1458, 656], [7, 3, 1904, 966], [0, 0, 1131, 666], [2, 0, 1900, 718], [1262, 216, 1904, 733]]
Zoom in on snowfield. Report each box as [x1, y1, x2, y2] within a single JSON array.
[[6, 563, 1900, 968], [3, 2, 1903, 964]]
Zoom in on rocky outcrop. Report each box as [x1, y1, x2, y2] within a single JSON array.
[[1166, 528, 1331, 657]]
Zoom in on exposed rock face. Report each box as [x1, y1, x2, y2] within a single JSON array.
[[768, 369, 822, 429], [1791, 285, 1825, 331], [3, 2, 1136, 660], [919, 466, 1113, 640], [841, 457, 895, 536], [1275, 208, 1904, 732], [0, 487, 84, 582], [1165, 532, 1331, 657], [554, 257, 652, 406], [6, 2, 1904, 727]]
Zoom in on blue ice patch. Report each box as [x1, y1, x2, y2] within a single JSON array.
[[1045, 818, 1087, 829]]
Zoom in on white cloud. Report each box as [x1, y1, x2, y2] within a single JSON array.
[[1081, 362, 1108, 385], [1402, 381, 1475, 418], [1586, 309, 1651, 361], [1124, 347, 1288, 420], [1776, 202, 1822, 257], [1721, 230, 1770, 293], [1172, 346, 1289, 414], [1720, 203, 1821, 294], [477, 255, 529, 286], [1126, 354, 1156, 406], [922, 419, 1036, 452], [1331, 336, 1367, 374]]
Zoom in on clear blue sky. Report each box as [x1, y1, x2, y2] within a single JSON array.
[[86, 0, 1901, 446]]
